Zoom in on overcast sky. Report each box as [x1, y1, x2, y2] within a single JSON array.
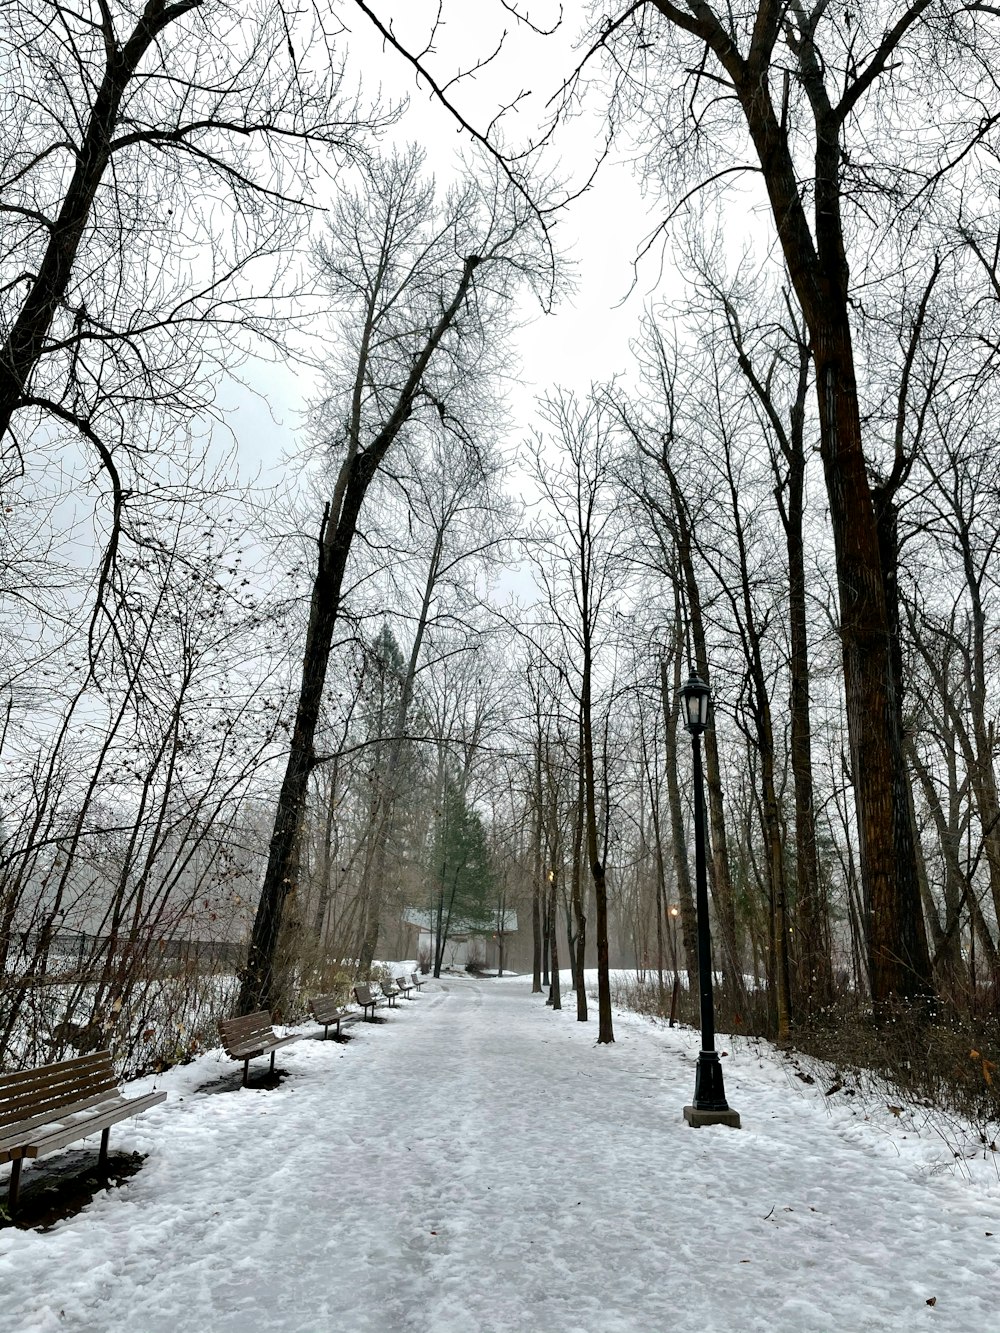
[[218, 5, 674, 490]]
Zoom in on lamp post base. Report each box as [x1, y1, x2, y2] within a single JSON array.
[[683, 1103, 741, 1128], [684, 1049, 740, 1127]]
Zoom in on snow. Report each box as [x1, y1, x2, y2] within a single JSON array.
[[2, 971, 998, 1332]]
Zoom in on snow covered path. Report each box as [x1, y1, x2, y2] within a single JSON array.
[[2, 974, 999, 1332]]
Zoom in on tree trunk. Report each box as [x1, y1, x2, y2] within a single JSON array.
[[547, 869, 561, 1010], [433, 887, 445, 979], [762, 723, 792, 1039], [676, 8, 937, 1005], [532, 870, 544, 993], [771, 345, 834, 1011], [651, 810, 667, 1013], [532, 709, 545, 993], [0, 2, 199, 444], [237, 257, 481, 1015], [665, 473, 742, 995], [582, 634, 612, 1043], [660, 649, 700, 992], [572, 711, 588, 1021], [906, 739, 964, 991], [815, 345, 931, 1002]]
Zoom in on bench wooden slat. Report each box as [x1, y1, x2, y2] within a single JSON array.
[[225, 1034, 299, 1059], [9, 1089, 167, 1160], [353, 983, 379, 1019], [310, 995, 344, 1023], [0, 1051, 112, 1097], [0, 1052, 117, 1103], [0, 1075, 121, 1134], [218, 1013, 277, 1052], [232, 1018, 271, 1040], [0, 1051, 167, 1207], [218, 1011, 300, 1084], [0, 1053, 120, 1139], [0, 1087, 127, 1156], [309, 995, 345, 1038]]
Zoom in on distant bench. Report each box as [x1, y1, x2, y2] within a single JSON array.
[[353, 982, 381, 1020], [309, 994, 346, 1040], [0, 1050, 166, 1210], [218, 1012, 301, 1086]]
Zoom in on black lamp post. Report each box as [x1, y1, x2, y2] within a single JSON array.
[[680, 671, 740, 1129]]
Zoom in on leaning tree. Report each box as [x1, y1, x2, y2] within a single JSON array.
[[237, 146, 548, 1013]]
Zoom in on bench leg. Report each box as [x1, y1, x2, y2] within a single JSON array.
[[335, 1017, 341, 1038], [323, 1023, 329, 1040], [99, 1127, 110, 1170], [269, 1050, 276, 1076], [243, 1058, 250, 1087], [8, 1156, 22, 1210]]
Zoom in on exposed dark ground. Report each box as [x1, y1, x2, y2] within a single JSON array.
[[2, 1150, 145, 1232]]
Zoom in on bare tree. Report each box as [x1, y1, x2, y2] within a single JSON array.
[[238, 147, 544, 1011], [350, 425, 515, 972], [347, 0, 1000, 1004], [528, 389, 624, 1043], [682, 258, 834, 1013], [611, 332, 742, 999], [0, 483, 289, 1071], [1, 1, 377, 471]]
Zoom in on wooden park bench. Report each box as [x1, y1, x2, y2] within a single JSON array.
[[309, 994, 346, 1039], [218, 1012, 301, 1086], [394, 975, 414, 998], [379, 978, 400, 1007], [0, 1050, 167, 1210], [411, 971, 424, 991], [353, 982, 380, 1021]]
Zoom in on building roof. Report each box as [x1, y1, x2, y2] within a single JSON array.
[[403, 906, 518, 935]]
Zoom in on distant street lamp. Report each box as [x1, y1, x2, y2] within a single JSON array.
[[667, 905, 680, 1027], [680, 671, 740, 1129]]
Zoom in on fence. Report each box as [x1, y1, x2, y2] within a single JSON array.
[[7, 931, 247, 983]]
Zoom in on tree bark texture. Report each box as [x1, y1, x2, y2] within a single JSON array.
[[707, 9, 933, 1003]]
